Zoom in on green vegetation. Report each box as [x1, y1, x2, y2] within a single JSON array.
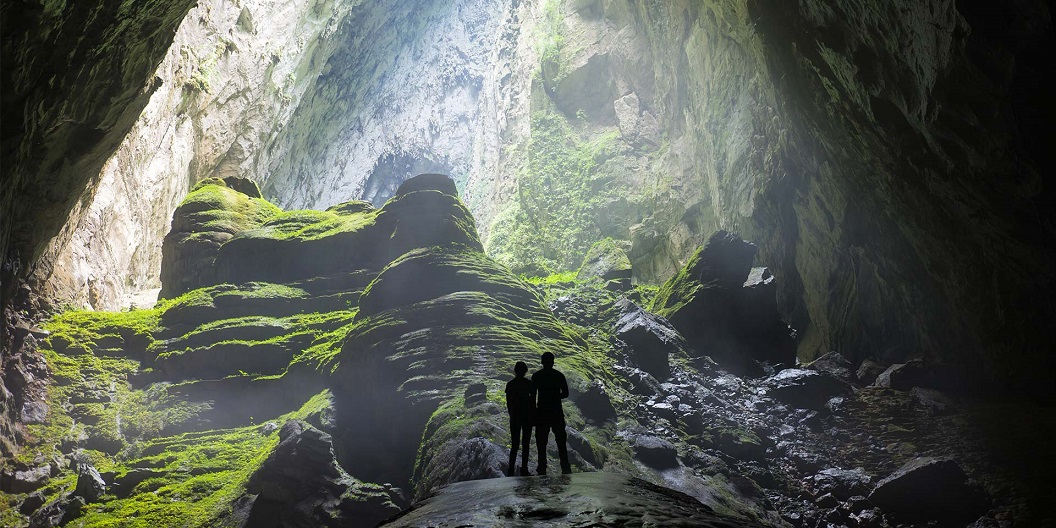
[[486, 112, 623, 276], [69, 392, 333, 527], [650, 244, 706, 319], [537, 0, 566, 86], [523, 270, 578, 286], [238, 204, 377, 243], [576, 237, 632, 282], [176, 180, 280, 238]]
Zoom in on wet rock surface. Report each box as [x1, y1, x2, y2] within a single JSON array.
[[381, 472, 760, 527]]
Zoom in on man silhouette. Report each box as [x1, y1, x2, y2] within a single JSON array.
[[532, 352, 571, 475], [505, 361, 535, 476]]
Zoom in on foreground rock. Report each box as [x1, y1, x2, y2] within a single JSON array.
[[869, 457, 988, 525], [381, 472, 764, 527]]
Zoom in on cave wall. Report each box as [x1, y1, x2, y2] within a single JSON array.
[[473, 0, 1055, 391], [25, 0, 359, 311]]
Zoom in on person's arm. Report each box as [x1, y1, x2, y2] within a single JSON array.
[[559, 373, 569, 399]]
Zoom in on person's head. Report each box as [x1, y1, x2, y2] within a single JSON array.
[[514, 361, 528, 377], [541, 352, 555, 368]]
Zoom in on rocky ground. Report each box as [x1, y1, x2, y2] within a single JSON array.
[[1, 175, 1051, 527]]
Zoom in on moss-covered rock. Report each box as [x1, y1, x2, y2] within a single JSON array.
[[333, 241, 608, 496], [160, 178, 281, 298], [577, 238, 632, 283], [202, 174, 479, 286]]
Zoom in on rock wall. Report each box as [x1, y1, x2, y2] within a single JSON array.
[[27, 0, 358, 310], [472, 0, 1056, 391]]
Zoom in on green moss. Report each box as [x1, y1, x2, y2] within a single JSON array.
[[650, 245, 707, 319], [240, 205, 377, 243], [44, 307, 160, 354], [576, 237, 632, 281], [524, 270, 578, 285], [176, 182, 279, 233], [537, 0, 566, 87], [289, 310, 359, 373], [485, 112, 624, 275], [70, 392, 333, 527]]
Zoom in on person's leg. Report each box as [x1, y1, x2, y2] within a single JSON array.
[[554, 420, 571, 474], [535, 423, 550, 475], [519, 423, 531, 473], [508, 420, 520, 476]]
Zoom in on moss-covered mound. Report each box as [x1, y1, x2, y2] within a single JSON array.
[[160, 178, 281, 298], [171, 173, 481, 290], [333, 242, 615, 497]]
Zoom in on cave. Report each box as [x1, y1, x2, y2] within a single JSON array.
[[1, 0, 1053, 526]]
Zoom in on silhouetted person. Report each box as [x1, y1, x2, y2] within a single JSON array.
[[505, 361, 535, 476], [532, 352, 571, 475]]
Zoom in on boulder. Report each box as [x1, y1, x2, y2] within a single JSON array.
[[613, 300, 686, 380], [413, 436, 508, 493], [630, 434, 679, 469], [28, 494, 85, 528], [651, 232, 795, 373], [571, 379, 617, 424], [577, 238, 632, 283], [763, 369, 850, 410], [74, 463, 106, 503], [244, 420, 402, 527], [806, 351, 856, 384], [1, 464, 51, 493], [463, 383, 487, 406], [616, 365, 661, 396], [874, 359, 929, 390], [19, 490, 46, 515], [910, 387, 956, 415], [855, 359, 886, 386], [566, 427, 598, 468], [809, 468, 872, 500], [869, 457, 988, 524]]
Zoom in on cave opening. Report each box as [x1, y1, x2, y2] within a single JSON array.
[[1, 0, 1054, 526]]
